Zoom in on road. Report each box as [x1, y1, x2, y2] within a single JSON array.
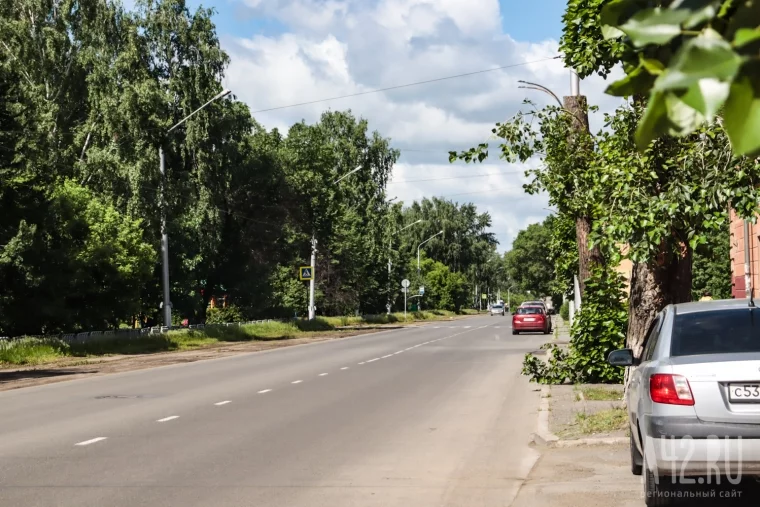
[[0, 315, 546, 507]]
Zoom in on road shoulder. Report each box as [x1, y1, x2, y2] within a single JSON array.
[[0, 314, 482, 392]]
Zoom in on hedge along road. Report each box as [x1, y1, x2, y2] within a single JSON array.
[[0, 314, 544, 507]]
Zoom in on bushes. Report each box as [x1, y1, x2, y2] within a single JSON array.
[[522, 266, 627, 384], [559, 301, 570, 321], [205, 305, 244, 324]]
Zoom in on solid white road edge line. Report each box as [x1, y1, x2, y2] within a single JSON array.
[[75, 437, 107, 446]]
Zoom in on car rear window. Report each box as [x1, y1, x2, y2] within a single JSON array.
[[492, 305, 503, 309], [517, 307, 542, 315], [671, 309, 760, 357]]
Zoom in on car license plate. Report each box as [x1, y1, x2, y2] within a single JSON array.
[[524, 317, 536, 322], [729, 384, 760, 402]]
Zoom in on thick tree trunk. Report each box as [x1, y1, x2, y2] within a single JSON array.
[[564, 95, 601, 298], [626, 244, 692, 358], [575, 216, 604, 296]]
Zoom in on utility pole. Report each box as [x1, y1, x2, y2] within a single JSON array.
[[159, 146, 171, 329], [308, 236, 317, 320], [159, 89, 231, 329], [564, 70, 601, 298]]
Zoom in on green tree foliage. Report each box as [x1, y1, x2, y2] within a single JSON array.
[[562, 0, 760, 156], [548, 213, 579, 297], [692, 224, 732, 300], [504, 218, 554, 296], [415, 258, 469, 312], [0, 0, 509, 335], [0, 181, 154, 335], [522, 267, 628, 384]]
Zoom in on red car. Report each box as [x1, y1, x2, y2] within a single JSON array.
[[512, 306, 551, 335]]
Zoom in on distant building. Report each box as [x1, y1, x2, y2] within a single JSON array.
[[614, 244, 633, 296], [729, 209, 760, 298]]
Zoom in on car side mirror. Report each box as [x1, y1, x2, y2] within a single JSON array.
[[607, 348, 637, 367]]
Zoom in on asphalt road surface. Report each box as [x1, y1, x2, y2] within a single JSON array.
[[0, 315, 547, 507]]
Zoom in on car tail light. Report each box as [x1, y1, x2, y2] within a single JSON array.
[[650, 374, 694, 406]]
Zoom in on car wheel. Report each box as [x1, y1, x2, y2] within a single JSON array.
[[643, 442, 673, 506], [630, 431, 643, 476], [512, 330, 518, 335]]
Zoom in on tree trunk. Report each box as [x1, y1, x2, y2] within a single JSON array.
[[563, 95, 602, 298], [575, 216, 604, 296], [626, 244, 692, 359]]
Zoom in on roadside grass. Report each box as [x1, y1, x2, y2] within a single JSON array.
[[0, 309, 474, 366], [574, 408, 628, 435], [575, 386, 624, 401], [0, 339, 69, 366]]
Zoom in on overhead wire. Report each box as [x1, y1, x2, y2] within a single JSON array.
[[249, 56, 561, 113]]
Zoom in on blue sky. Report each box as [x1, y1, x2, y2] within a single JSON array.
[[499, 0, 567, 42], [187, 0, 568, 43]]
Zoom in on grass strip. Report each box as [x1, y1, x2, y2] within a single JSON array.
[[0, 309, 475, 366]]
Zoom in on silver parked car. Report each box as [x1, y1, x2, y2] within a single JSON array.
[[608, 299, 760, 506], [489, 303, 505, 316]]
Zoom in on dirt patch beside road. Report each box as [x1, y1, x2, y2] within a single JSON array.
[[0, 329, 380, 392]]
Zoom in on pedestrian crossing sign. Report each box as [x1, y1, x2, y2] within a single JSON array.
[[299, 266, 314, 281]]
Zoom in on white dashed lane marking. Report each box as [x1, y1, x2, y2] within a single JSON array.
[[340, 367, 349, 370], [258, 389, 272, 394], [292, 380, 303, 384], [319, 373, 329, 376], [367, 358, 380, 363], [214, 401, 231, 406], [157, 416, 179, 423], [75, 437, 107, 446]]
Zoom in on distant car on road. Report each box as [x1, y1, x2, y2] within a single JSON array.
[[608, 299, 760, 506], [512, 306, 550, 334], [489, 303, 505, 316]]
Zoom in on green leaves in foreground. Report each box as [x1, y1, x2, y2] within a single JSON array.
[[599, 0, 760, 157]]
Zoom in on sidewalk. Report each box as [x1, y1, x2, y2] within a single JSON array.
[[512, 444, 640, 506], [518, 370, 760, 506]]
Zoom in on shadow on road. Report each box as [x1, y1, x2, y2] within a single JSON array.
[[0, 369, 96, 385]]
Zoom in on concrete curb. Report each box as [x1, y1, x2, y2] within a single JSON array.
[[530, 386, 559, 446], [529, 386, 629, 448]]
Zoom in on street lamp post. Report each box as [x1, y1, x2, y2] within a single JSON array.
[[159, 89, 231, 329], [416, 230, 443, 312], [307, 166, 362, 320], [417, 230, 444, 273], [386, 219, 423, 314], [506, 284, 515, 313]]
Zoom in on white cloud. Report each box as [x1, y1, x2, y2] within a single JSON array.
[[224, 0, 624, 251]]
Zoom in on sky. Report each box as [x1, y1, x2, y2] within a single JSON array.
[[134, 0, 624, 251]]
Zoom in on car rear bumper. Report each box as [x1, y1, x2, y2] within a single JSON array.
[[512, 324, 546, 332], [645, 435, 760, 477], [646, 416, 760, 439]]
